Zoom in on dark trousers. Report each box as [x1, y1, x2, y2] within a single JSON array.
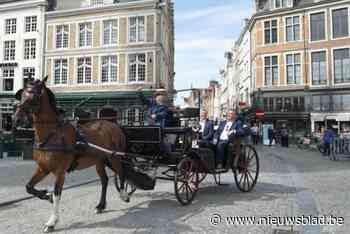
[[216, 140, 228, 164], [269, 137, 274, 146], [281, 136, 289, 147], [324, 143, 331, 156], [252, 135, 258, 145]]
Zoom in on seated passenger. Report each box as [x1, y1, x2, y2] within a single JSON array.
[[214, 110, 244, 169], [197, 110, 214, 147]]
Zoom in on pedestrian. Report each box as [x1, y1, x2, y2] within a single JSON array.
[[323, 127, 335, 156], [268, 127, 275, 147], [280, 124, 289, 147], [251, 124, 259, 145]]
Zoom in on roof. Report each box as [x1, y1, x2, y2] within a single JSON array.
[[255, 0, 344, 15], [56, 0, 143, 10]]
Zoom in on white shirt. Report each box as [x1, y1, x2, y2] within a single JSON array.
[[199, 120, 206, 133], [220, 121, 234, 141]]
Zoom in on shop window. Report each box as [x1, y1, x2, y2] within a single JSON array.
[[299, 96, 305, 112], [276, 98, 283, 112], [284, 97, 292, 112], [343, 95, 350, 111]]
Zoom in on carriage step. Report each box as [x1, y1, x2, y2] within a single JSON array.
[[168, 164, 177, 169], [213, 169, 227, 174]]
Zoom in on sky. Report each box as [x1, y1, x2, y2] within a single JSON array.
[[174, 0, 253, 103]]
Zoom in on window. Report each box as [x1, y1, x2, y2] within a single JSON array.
[[311, 51, 327, 85], [25, 16, 37, 32], [4, 41, 15, 61], [77, 57, 92, 84], [24, 39, 36, 60], [264, 20, 278, 44], [286, 53, 301, 84], [273, 0, 292, 8], [264, 56, 278, 86], [276, 97, 283, 111], [285, 16, 300, 41], [312, 95, 330, 112], [90, 0, 105, 6], [3, 69, 14, 91], [284, 97, 292, 111], [56, 25, 69, 48], [332, 8, 349, 38], [310, 12, 326, 41], [79, 22, 92, 47], [5, 18, 16, 34], [103, 19, 118, 45], [129, 16, 145, 43], [127, 108, 144, 126], [101, 55, 117, 83], [54, 59, 68, 85], [343, 95, 350, 111], [128, 54, 146, 82], [23, 67, 35, 87], [334, 48, 350, 84]]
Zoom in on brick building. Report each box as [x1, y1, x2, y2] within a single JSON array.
[[250, 0, 350, 136], [44, 0, 174, 125]]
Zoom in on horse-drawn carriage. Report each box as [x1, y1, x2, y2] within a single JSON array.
[[118, 122, 260, 205], [14, 78, 260, 232]]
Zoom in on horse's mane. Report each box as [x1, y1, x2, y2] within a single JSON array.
[[45, 87, 59, 115]]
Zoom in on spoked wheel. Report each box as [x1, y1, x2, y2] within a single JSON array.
[[213, 172, 221, 185], [198, 172, 207, 183], [174, 158, 199, 205], [233, 145, 259, 192]]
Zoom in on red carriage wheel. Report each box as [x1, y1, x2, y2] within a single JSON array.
[[232, 145, 259, 192], [174, 157, 199, 205]]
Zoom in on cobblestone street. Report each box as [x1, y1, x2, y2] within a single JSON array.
[[0, 146, 349, 234]]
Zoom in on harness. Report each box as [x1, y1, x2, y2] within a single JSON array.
[[32, 120, 85, 153]]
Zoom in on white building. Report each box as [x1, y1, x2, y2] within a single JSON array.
[[0, 0, 49, 131], [235, 19, 251, 107]]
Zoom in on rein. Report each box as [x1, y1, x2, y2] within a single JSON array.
[[33, 120, 78, 153]]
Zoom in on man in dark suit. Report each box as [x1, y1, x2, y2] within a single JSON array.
[[139, 89, 169, 127], [214, 110, 244, 169], [197, 110, 214, 147]]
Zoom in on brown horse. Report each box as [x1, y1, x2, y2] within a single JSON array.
[[14, 77, 131, 233]]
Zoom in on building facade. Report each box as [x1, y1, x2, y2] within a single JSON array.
[[0, 0, 49, 131], [250, 0, 350, 136], [235, 19, 252, 107], [45, 0, 174, 125]]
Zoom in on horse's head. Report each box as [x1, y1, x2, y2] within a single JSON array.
[[14, 76, 49, 126]]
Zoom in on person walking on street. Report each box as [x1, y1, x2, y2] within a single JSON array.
[[251, 124, 259, 145], [323, 127, 335, 156], [281, 124, 289, 147]]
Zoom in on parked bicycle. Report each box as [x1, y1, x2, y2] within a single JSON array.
[[297, 135, 325, 154]]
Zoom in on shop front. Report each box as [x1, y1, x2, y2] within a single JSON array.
[[311, 113, 350, 134]]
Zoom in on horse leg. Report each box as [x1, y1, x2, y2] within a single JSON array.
[[95, 163, 108, 214], [43, 173, 65, 233], [26, 166, 52, 203], [107, 158, 130, 203]]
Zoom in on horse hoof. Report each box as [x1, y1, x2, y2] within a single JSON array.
[[43, 225, 54, 233], [95, 208, 104, 214]]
